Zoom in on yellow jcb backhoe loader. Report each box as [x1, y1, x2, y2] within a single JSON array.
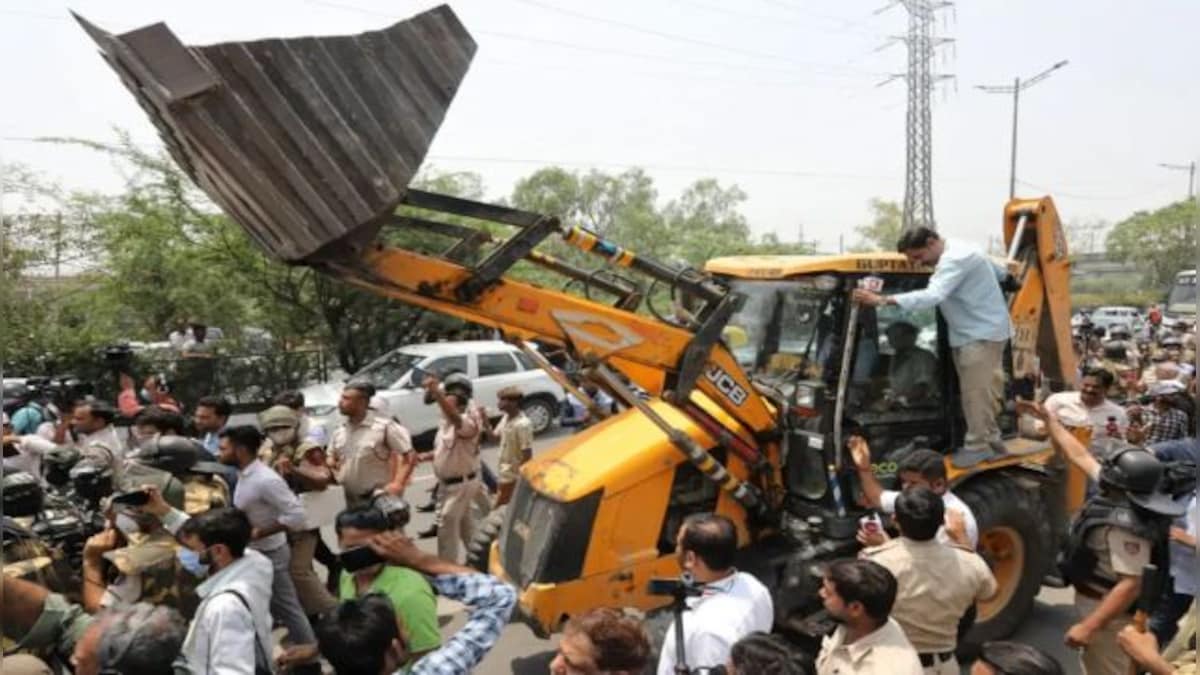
[[77, 4, 1089, 651]]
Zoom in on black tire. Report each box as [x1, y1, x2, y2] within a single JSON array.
[[521, 396, 557, 435], [466, 505, 507, 572], [955, 472, 1053, 649]]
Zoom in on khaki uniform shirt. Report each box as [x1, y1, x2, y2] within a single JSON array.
[[862, 538, 997, 653], [432, 410, 481, 481], [331, 414, 412, 501], [817, 618, 924, 675], [495, 412, 534, 483], [1086, 525, 1152, 588]]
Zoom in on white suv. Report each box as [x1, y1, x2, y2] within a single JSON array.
[[301, 341, 563, 447], [1089, 306, 1144, 335]]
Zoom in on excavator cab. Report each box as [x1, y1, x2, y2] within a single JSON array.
[[78, 4, 1085, 653]]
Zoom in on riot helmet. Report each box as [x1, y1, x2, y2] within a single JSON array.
[[1099, 446, 1187, 516]]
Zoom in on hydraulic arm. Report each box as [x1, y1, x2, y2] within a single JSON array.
[[77, 5, 781, 518]]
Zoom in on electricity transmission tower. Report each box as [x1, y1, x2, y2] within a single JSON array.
[[879, 0, 954, 231]]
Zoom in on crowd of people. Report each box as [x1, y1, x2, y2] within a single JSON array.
[[1062, 313, 1197, 449], [1, 231, 1197, 674]]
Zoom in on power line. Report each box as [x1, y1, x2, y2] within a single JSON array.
[[674, 0, 886, 39], [478, 29, 882, 79], [479, 58, 868, 91], [507, 0, 877, 72], [295, 0, 885, 78]]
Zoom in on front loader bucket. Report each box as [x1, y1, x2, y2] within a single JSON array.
[[75, 6, 476, 263]]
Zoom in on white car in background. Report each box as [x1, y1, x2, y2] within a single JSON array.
[[301, 341, 563, 448], [1088, 306, 1144, 335]]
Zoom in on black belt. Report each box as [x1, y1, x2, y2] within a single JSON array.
[[918, 651, 955, 667], [440, 472, 477, 486]]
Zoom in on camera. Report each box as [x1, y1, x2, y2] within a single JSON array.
[[369, 489, 411, 530], [647, 572, 704, 599]]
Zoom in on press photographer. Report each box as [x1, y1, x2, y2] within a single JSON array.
[[653, 513, 773, 675]]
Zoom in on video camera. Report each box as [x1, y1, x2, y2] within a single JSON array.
[[647, 573, 705, 600]]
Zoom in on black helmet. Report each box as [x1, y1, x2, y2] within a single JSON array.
[[43, 445, 81, 487], [69, 460, 114, 503], [1100, 447, 1187, 516], [2, 471, 45, 517], [128, 435, 200, 474], [443, 372, 473, 397]]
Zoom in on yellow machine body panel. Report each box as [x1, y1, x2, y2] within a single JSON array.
[[705, 252, 929, 279]]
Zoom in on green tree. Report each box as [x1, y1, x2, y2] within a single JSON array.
[[1106, 199, 1198, 287], [851, 198, 902, 252]]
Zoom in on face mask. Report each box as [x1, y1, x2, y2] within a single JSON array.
[[268, 428, 297, 448], [177, 547, 210, 579], [115, 514, 141, 536]]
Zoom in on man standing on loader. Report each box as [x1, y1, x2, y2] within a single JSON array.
[[852, 227, 1012, 467]]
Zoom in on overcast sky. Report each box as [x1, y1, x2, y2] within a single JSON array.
[[2, 0, 1197, 252]]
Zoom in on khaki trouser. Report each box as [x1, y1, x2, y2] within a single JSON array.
[[951, 339, 1006, 450], [1075, 594, 1131, 675], [289, 529, 338, 617], [921, 654, 958, 675], [437, 478, 483, 563]]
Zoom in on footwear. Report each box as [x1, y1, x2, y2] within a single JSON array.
[[951, 446, 997, 468], [416, 502, 437, 513], [417, 524, 438, 539]]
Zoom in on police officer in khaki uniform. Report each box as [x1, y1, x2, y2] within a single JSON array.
[[860, 487, 996, 675], [329, 382, 414, 507], [1019, 400, 1184, 675], [417, 373, 484, 563], [492, 385, 533, 508], [260, 404, 339, 619]]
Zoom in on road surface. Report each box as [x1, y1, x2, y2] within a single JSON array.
[[337, 426, 1084, 674]]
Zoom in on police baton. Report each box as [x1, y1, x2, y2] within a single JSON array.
[[1126, 563, 1160, 675]]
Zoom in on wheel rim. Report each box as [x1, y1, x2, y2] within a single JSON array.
[[524, 401, 552, 433], [977, 526, 1025, 623]]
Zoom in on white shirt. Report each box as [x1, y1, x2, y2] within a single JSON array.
[[183, 549, 275, 675], [881, 489, 979, 548], [656, 571, 774, 675], [233, 460, 308, 552], [3, 434, 53, 477], [1044, 391, 1128, 442], [78, 425, 125, 476]]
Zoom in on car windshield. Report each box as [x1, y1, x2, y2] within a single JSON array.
[[3, 381, 26, 399], [1167, 274, 1197, 307], [351, 350, 424, 389], [724, 277, 842, 380]]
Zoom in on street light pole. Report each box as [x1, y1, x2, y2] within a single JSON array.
[[1158, 161, 1196, 199], [1009, 76, 1020, 200], [977, 60, 1070, 199]]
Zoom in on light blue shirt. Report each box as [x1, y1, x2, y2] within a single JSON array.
[[1170, 494, 1198, 595], [892, 239, 1012, 348]]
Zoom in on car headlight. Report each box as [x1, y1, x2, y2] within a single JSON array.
[[307, 405, 336, 417]]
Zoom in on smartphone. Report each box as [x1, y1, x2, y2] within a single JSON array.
[[111, 489, 151, 507], [339, 545, 384, 572]]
